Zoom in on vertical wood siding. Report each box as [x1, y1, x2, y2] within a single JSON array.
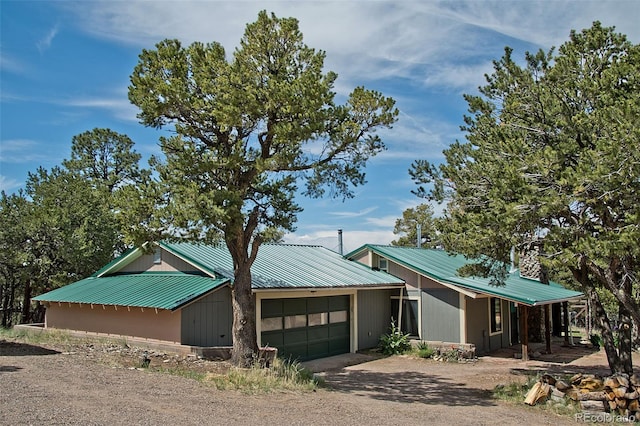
[[421, 288, 460, 342], [357, 289, 392, 350], [180, 287, 232, 346]]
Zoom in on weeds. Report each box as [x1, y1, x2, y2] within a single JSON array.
[[415, 341, 435, 359], [206, 357, 321, 393], [379, 320, 411, 355], [493, 374, 581, 417], [2, 327, 320, 394]]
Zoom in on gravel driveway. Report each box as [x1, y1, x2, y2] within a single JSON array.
[[1, 338, 608, 425]]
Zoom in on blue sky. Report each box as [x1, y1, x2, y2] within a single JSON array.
[[2, 1, 639, 253]]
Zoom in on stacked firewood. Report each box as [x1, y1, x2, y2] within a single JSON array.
[[524, 372, 640, 419]]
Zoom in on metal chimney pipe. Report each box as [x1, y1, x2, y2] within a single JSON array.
[[417, 224, 422, 248], [338, 229, 344, 255]]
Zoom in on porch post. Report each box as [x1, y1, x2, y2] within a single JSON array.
[[397, 287, 404, 330], [562, 301, 569, 345], [521, 305, 529, 361], [544, 304, 552, 354]]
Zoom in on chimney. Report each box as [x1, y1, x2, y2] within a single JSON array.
[[338, 229, 343, 255], [417, 224, 422, 248], [519, 241, 549, 283]]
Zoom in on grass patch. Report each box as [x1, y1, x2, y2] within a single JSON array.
[[493, 374, 581, 418], [205, 357, 322, 394], [414, 341, 436, 359], [2, 327, 320, 394], [1, 326, 85, 348]]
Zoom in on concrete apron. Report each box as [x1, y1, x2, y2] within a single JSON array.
[[302, 352, 380, 374]]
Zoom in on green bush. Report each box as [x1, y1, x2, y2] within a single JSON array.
[[379, 320, 411, 355], [416, 341, 435, 359]]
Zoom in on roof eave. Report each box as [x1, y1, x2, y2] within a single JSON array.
[[252, 283, 405, 292]]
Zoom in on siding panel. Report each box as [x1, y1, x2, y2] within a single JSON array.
[[357, 289, 392, 350], [466, 298, 488, 353], [181, 287, 232, 346], [421, 288, 460, 342]]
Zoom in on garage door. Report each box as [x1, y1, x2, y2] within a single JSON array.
[[260, 296, 350, 361]]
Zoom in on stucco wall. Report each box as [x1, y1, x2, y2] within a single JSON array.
[[44, 303, 181, 342], [120, 250, 198, 273], [388, 262, 419, 289]]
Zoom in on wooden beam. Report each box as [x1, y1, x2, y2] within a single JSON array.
[[544, 304, 552, 354], [563, 301, 569, 345], [521, 305, 529, 361]]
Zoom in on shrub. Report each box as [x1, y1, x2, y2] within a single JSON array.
[[379, 320, 411, 355], [416, 341, 435, 359]]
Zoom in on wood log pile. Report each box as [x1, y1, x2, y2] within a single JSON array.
[[524, 372, 640, 420]]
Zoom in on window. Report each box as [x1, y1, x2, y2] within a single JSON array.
[[153, 248, 162, 264], [490, 298, 502, 333], [308, 312, 328, 326], [284, 315, 307, 329], [261, 317, 282, 332], [329, 310, 348, 324], [391, 299, 419, 337], [378, 258, 388, 272]]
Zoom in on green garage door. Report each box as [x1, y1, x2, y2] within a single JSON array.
[[261, 296, 350, 361]]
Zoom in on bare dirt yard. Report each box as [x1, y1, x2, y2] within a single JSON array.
[[1, 336, 636, 426]]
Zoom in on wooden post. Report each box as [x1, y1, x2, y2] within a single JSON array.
[[563, 301, 569, 345], [544, 304, 552, 354], [521, 305, 529, 361]]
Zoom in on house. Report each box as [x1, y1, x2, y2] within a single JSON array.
[[346, 245, 583, 356], [33, 242, 404, 361]]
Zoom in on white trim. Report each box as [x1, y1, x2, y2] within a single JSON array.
[[459, 293, 467, 343], [417, 275, 423, 339], [488, 297, 503, 336], [96, 247, 145, 277], [256, 293, 262, 346], [158, 244, 217, 278], [386, 259, 479, 299], [352, 292, 358, 352], [252, 286, 403, 294], [390, 294, 421, 338]]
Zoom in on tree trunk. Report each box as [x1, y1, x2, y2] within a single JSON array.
[[589, 288, 624, 374], [230, 264, 258, 367], [618, 293, 633, 375], [226, 224, 261, 367], [21, 278, 31, 324]]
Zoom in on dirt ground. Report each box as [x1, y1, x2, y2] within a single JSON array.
[[1, 337, 637, 426]]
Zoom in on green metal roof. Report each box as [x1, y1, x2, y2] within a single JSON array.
[[162, 242, 404, 290], [346, 245, 583, 306], [33, 273, 229, 311]]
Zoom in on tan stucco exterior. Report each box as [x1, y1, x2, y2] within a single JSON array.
[[119, 250, 197, 274], [44, 303, 181, 343]]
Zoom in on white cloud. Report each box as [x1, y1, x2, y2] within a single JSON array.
[[63, 1, 639, 92], [284, 228, 395, 254], [37, 24, 60, 53], [0, 139, 50, 163], [0, 175, 23, 193], [329, 206, 378, 218], [0, 53, 26, 74], [62, 97, 141, 122]]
